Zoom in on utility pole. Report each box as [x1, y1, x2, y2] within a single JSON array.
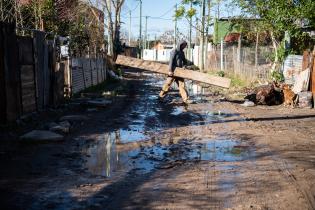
[[188, 1, 192, 61], [139, 0, 143, 58], [174, 4, 178, 47], [200, 0, 206, 71], [204, 0, 211, 72], [144, 16, 148, 49], [129, 10, 131, 46]]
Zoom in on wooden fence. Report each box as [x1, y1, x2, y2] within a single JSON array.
[[0, 22, 109, 123], [0, 24, 59, 122]]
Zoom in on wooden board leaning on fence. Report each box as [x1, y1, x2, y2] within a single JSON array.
[[116, 55, 231, 88]]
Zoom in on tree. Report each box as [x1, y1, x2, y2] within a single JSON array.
[[101, 0, 125, 59], [234, 0, 315, 69]]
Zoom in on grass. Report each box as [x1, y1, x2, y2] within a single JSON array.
[[209, 70, 248, 88], [229, 75, 247, 88]]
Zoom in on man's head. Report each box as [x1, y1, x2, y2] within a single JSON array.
[[177, 40, 187, 51], [180, 42, 187, 50]]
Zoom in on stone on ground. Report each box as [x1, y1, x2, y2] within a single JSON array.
[[20, 130, 64, 142]]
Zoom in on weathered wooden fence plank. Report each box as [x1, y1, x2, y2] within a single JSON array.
[[33, 31, 46, 110], [3, 23, 22, 121], [0, 22, 6, 123], [116, 55, 231, 88], [18, 36, 37, 114]]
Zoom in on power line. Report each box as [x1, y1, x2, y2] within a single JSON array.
[[121, 2, 140, 16], [155, 5, 174, 18]]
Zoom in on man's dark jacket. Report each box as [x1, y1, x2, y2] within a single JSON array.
[[169, 40, 187, 73]]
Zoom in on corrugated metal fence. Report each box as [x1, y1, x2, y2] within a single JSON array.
[[69, 58, 107, 94]]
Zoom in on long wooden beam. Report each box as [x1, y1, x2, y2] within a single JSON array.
[[116, 55, 231, 88]]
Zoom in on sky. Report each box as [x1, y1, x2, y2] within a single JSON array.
[[120, 0, 242, 41]]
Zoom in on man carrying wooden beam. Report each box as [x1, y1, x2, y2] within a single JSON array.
[[159, 40, 190, 104]]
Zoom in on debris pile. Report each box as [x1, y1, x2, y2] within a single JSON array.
[[244, 82, 283, 106]]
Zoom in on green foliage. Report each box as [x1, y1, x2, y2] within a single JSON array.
[[234, 0, 315, 43], [175, 6, 186, 19], [186, 8, 197, 18], [230, 75, 246, 87], [270, 71, 285, 83], [175, 0, 201, 20], [217, 71, 225, 77]]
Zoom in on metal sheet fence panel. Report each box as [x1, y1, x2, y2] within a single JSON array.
[[282, 55, 303, 85], [91, 59, 98, 85], [71, 58, 85, 93], [71, 57, 107, 94], [83, 59, 92, 88]]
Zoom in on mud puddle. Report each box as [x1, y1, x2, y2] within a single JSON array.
[[84, 134, 254, 178], [188, 139, 254, 161], [84, 73, 251, 179], [84, 133, 157, 177]]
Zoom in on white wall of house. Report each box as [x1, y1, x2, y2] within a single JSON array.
[[143, 49, 157, 61], [143, 44, 212, 69]]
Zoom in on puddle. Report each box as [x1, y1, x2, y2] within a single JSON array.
[[171, 106, 186, 115], [84, 73, 251, 179], [189, 139, 254, 162], [114, 129, 147, 143], [84, 134, 156, 177]]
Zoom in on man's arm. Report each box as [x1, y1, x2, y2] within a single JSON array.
[[168, 50, 176, 76]]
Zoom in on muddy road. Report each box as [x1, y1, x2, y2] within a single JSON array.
[[1, 70, 315, 210]]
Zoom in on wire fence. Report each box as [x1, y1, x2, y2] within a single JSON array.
[[207, 45, 274, 81]]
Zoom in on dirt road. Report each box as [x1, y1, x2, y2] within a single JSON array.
[[1, 70, 315, 210]]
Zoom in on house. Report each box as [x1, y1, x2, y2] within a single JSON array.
[[152, 41, 173, 50], [213, 17, 260, 44]]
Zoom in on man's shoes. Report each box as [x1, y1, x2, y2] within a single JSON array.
[[183, 99, 194, 105], [158, 96, 164, 103]]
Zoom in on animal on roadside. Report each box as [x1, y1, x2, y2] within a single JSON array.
[[281, 84, 298, 108], [244, 82, 283, 106]]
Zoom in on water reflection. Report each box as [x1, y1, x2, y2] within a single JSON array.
[[85, 133, 138, 177], [189, 139, 254, 162]]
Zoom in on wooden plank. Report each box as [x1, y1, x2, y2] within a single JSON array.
[[0, 22, 6, 123], [116, 55, 231, 88], [3, 23, 22, 121], [33, 31, 45, 110], [302, 51, 310, 71]]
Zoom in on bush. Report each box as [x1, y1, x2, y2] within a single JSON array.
[[217, 71, 225, 77]]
